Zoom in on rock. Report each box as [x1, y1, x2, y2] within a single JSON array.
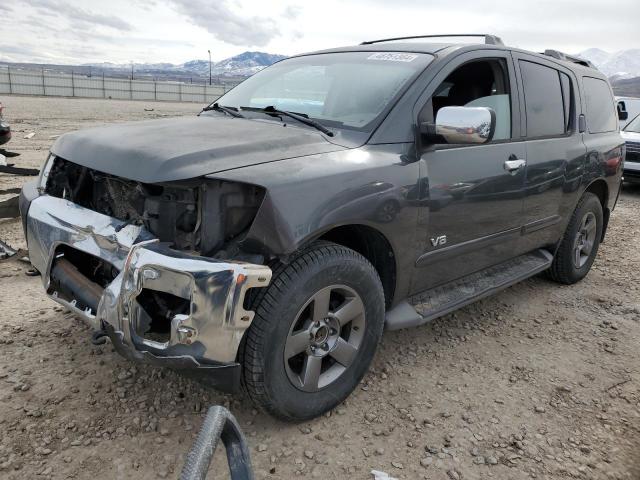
[[257, 444, 267, 452], [391, 461, 403, 469], [447, 469, 460, 480], [534, 406, 546, 413], [304, 450, 314, 460], [420, 457, 433, 468], [487, 456, 498, 465]]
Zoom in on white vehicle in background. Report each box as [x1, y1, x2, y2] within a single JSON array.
[[621, 113, 640, 184], [616, 96, 640, 129]]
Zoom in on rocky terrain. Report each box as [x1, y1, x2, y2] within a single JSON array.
[[0, 96, 639, 480]]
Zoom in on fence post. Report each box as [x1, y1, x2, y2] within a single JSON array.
[[130, 76, 133, 100], [154, 80, 157, 101], [203, 84, 206, 103], [71, 70, 75, 97], [102, 71, 106, 98], [41, 67, 46, 95], [179, 82, 182, 102], [7, 65, 12, 94]]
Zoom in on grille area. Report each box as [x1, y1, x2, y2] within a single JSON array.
[[626, 141, 640, 164], [45, 156, 200, 251]]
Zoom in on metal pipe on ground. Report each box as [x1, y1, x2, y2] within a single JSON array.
[[180, 406, 254, 480]]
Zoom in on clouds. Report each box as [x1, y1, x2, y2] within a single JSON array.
[[168, 0, 279, 47], [28, 0, 132, 31], [1, 0, 639, 66]]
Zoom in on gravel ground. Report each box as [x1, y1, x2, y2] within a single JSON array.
[[1, 95, 639, 480]]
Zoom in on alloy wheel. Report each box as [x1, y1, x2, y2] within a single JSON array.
[[573, 211, 597, 268], [284, 285, 366, 392]]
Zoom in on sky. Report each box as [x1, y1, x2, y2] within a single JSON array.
[[1, 0, 639, 65]]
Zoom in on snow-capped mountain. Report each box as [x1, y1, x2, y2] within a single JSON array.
[[82, 51, 286, 77], [576, 49, 640, 78], [211, 51, 287, 76]]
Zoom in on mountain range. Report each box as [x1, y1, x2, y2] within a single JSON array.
[[576, 49, 640, 78], [84, 51, 287, 78], [83, 48, 640, 81]]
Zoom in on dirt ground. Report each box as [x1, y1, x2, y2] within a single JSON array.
[[1, 95, 639, 480]]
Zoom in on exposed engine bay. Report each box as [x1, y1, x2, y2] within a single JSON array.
[[45, 156, 265, 258]]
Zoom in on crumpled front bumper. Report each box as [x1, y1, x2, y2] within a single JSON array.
[[24, 194, 272, 390]]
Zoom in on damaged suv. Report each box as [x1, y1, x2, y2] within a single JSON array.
[[20, 35, 624, 421]]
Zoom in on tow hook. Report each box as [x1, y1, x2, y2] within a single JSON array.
[[91, 329, 109, 345]]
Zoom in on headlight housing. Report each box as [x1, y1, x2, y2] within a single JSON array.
[[37, 153, 55, 194]]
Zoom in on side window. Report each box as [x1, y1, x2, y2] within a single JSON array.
[[421, 59, 512, 141], [583, 77, 617, 133], [519, 60, 566, 138]]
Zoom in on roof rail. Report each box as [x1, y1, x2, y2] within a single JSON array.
[[543, 50, 596, 69], [360, 34, 504, 46]]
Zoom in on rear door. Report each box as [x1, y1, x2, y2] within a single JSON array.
[[513, 53, 587, 250], [412, 50, 527, 292]]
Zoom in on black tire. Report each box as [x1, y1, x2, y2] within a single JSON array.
[[548, 192, 603, 284], [240, 241, 385, 421]]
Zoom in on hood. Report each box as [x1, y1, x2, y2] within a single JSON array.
[[621, 130, 640, 143], [51, 115, 347, 183]]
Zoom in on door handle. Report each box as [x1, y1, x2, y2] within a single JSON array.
[[504, 158, 526, 174]]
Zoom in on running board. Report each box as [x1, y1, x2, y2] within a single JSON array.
[[385, 249, 553, 330]]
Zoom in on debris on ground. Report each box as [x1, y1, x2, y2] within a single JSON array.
[[371, 470, 398, 480], [23, 132, 35, 139], [0, 239, 28, 261], [0, 164, 39, 175], [0, 195, 19, 218]]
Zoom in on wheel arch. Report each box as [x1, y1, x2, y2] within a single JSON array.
[[582, 178, 610, 240], [313, 224, 397, 309]]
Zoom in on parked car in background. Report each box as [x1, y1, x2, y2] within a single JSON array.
[[621, 113, 640, 183], [20, 34, 624, 421], [0, 103, 11, 146], [616, 96, 640, 129]]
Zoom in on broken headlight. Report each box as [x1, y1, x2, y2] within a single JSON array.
[[37, 153, 55, 194]]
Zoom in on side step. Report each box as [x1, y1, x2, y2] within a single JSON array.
[[385, 249, 553, 330]]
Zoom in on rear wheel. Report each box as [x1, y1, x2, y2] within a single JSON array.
[[240, 241, 384, 421], [548, 192, 603, 284]]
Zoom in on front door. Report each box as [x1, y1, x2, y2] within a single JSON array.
[[412, 51, 527, 293]]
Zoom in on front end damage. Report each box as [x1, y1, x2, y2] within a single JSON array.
[[22, 156, 272, 392]]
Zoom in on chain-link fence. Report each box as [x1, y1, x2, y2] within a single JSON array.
[[0, 65, 240, 103]]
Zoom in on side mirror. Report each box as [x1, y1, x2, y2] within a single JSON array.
[[617, 101, 628, 121], [421, 106, 496, 145]]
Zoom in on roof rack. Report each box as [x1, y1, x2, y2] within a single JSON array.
[[543, 50, 596, 69], [360, 34, 504, 46]]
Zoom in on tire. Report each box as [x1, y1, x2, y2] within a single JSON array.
[[240, 241, 385, 421], [548, 192, 603, 284]]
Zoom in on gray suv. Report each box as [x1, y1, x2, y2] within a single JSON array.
[[20, 34, 624, 420]]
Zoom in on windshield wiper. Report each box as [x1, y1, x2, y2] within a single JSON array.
[[240, 105, 334, 137], [201, 103, 245, 118]]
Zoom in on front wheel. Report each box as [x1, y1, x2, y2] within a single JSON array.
[[548, 192, 603, 284], [240, 241, 385, 421]]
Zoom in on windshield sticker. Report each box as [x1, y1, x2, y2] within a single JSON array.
[[367, 52, 419, 62]]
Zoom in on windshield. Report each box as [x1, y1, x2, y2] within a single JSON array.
[[624, 113, 640, 133], [212, 51, 433, 131]]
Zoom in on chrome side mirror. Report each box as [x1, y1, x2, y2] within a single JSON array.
[[421, 106, 496, 145]]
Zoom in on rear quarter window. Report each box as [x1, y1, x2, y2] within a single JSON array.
[[583, 77, 617, 133]]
